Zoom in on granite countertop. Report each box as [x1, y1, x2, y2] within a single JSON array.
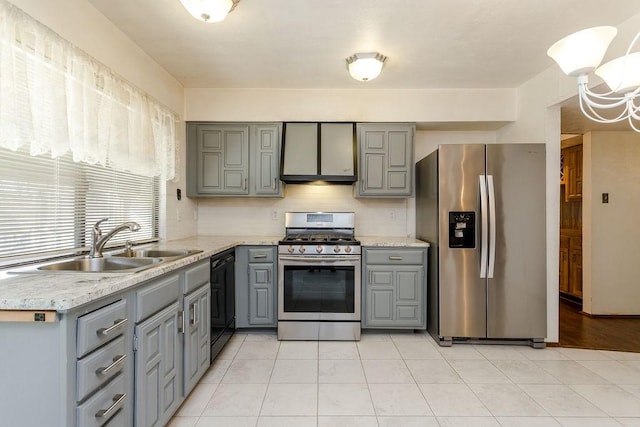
[[0, 235, 280, 312], [0, 235, 428, 312], [358, 236, 430, 247]]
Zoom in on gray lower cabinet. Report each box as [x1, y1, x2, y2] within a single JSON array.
[[0, 258, 212, 427], [133, 274, 182, 427], [0, 293, 132, 427], [235, 246, 277, 328], [362, 247, 427, 329], [182, 261, 211, 396], [187, 122, 282, 197], [134, 259, 212, 427], [356, 123, 415, 197]]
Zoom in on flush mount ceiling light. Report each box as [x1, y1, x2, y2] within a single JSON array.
[[179, 0, 240, 23], [548, 26, 640, 132], [346, 52, 387, 81]]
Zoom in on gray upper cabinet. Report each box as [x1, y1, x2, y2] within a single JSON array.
[[187, 122, 282, 197], [356, 123, 415, 197], [253, 124, 283, 196]]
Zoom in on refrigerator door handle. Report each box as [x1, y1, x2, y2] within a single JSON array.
[[487, 175, 497, 279], [479, 175, 488, 278]]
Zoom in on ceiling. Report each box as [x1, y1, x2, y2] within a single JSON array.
[[89, 0, 640, 132]]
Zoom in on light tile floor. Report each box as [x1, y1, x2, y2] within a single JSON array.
[[169, 331, 640, 427]]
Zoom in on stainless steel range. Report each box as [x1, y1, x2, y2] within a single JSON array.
[[278, 212, 361, 340]]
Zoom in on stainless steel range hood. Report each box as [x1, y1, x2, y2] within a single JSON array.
[[280, 122, 357, 184]]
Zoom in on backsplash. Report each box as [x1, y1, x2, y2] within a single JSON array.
[[197, 184, 410, 237]]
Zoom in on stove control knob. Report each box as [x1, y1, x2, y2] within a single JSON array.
[[345, 246, 352, 253], [316, 246, 323, 253], [288, 245, 294, 253], [333, 246, 341, 253], [299, 246, 306, 254]]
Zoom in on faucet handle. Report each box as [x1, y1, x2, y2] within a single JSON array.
[[92, 218, 109, 240]]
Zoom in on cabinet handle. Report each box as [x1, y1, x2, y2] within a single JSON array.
[[273, 178, 277, 190], [389, 256, 403, 261], [243, 178, 247, 190], [96, 318, 127, 337], [178, 310, 185, 334], [361, 179, 365, 193], [253, 254, 268, 259], [267, 269, 271, 283], [190, 302, 198, 326], [96, 354, 127, 376], [95, 393, 126, 419], [369, 271, 373, 283]]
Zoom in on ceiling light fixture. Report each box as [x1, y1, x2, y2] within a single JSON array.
[[346, 52, 387, 81], [179, 0, 240, 23], [548, 26, 640, 132]]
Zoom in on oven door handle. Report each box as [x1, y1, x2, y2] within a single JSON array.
[[278, 255, 361, 263]]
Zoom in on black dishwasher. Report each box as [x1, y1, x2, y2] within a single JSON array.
[[210, 248, 235, 362]]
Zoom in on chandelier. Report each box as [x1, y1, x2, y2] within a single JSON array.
[[180, 0, 240, 23], [547, 26, 640, 132], [346, 52, 387, 81]]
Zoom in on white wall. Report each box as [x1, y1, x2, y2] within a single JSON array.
[[9, 0, 196, 240], [583, 131, 640, 315]]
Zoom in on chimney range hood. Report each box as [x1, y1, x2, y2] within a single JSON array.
[[280, 122, 357, 184]]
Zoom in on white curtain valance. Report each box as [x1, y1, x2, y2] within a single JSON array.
[[0, 0, 177, 180]]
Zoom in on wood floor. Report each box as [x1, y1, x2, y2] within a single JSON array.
[[559, 297, 640, 353]]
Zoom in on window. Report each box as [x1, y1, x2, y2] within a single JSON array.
[[0, 145, 158, 263]]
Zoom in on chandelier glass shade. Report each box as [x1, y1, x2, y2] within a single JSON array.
[[346, 52, 387, 81], [548, 26, 640, 132], [180, 0, 235, 23]]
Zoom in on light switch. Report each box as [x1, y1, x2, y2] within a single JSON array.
[[602, 193, 609, 203]]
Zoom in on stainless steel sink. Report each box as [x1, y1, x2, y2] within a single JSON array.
[[36, 257, 161, 273], [109, 248, 203, 259]]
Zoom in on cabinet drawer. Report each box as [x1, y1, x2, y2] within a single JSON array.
[[77, 336, 127, 401], [77, 373, 126, 427], [77, 300, 128, 358], [135, 274, 180, 323], [248, 248, 274, 263], [183, 260, 210, 294], [364, 249, 424, 265]]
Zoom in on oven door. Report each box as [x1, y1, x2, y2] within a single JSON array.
[[278, 255, 361, 321]]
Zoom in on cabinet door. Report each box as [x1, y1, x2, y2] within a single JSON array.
[[248, 263, 276, 326], [570, 250, 583, 298], [134, 301, 181, 427], [191, 124, 249, 195], [365, 267, 394, 326], [183, 284, 211, 396], [364, 265, 424, 328], [357, 124, 414, 197], [253, 124, 282, 196], [394, 267, 423, 327], [559, 248, 570, 293]]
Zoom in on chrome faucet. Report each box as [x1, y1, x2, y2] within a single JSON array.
[[89, 218, 141, 258]]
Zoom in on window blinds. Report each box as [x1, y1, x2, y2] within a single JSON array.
[[0, 146, 158, 262]]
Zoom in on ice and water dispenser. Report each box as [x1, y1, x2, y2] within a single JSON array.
[[448, 211, 475, 248]]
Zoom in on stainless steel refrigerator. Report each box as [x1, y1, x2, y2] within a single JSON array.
[[416, 144, 547, 347]]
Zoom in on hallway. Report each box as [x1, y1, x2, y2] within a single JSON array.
[[559, 298, 640, 353]]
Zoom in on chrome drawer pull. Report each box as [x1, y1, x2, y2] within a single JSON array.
[[96, 318, 128, 336], [388, 256, 403, 261], [95, 393, 126, 419], [96, 354, 127, 376]]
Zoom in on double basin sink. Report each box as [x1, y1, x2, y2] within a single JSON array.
[[21, 248, 203, 274]]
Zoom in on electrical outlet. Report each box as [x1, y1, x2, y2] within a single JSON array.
[[602, 193, 609, 203], [176, 207, 182, 222], [390, 210, 396, 220], [271, 210, 278, 220]]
